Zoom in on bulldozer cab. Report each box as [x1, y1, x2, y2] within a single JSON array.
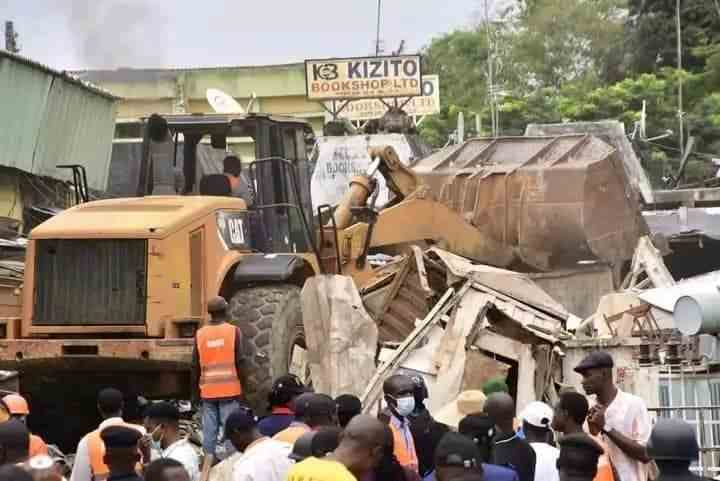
[[139, 113, 318, 255]]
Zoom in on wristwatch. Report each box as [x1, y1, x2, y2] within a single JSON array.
[[602, 422, 612, 435]]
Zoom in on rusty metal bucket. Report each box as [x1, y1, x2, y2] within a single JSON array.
[[412, 135, 647, 271]]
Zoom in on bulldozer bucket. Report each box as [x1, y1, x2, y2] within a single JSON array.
[[412, 135, 647, 271]]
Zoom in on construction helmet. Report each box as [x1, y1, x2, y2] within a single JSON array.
[[2, 394, 29, 416], [647, 418, 699, 461]]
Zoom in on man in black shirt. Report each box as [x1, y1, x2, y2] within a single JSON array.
[[408, 375, 449, 479], [484, 392, 536, 481]]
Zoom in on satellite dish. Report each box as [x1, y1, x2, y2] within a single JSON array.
[[206, 88, 245, 114]]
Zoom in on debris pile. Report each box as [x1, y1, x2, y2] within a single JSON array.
[[302, 121, 720, 425]]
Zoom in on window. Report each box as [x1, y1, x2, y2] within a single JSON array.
[[658, 374, 720, 475]]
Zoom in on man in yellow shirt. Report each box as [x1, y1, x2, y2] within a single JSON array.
[[286, 415, 385, 481]]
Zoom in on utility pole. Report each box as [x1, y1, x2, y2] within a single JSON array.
[[676, 0, 684, 158], [375, 0, 382, 56], [483, 0, 498, 137], [4, 21, 19, 54]]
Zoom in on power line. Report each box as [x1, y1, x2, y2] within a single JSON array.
[[676, 0, 684, 158], [375, 0, 382, 56]]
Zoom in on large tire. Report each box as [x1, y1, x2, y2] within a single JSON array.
[[228, 284, 304, 413]]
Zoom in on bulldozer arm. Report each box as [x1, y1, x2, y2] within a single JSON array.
[[339, 198, 515, 267]]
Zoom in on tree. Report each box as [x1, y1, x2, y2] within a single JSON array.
[[511, 0, 627, 88], [626, 0, 720, 75]]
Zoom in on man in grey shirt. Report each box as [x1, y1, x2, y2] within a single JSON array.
[[223, 155, 254, 206]]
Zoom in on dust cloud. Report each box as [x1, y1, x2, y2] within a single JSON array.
[[67, 1, 168, 69]]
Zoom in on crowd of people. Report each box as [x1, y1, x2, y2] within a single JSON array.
[[0, 299, 714, 481]]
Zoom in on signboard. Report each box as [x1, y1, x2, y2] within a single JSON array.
[[311, 134, 416, 210], [329, 75, 440, 121], [305, 55, 422, 101]]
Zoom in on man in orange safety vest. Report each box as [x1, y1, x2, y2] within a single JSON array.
[[192, 296, 246, 465]]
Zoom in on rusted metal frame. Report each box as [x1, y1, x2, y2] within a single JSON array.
[[501, 143, 552, 249], [361, 283, 470, 408], [375, 257, 413, 329], [522, 135, 564, 166], [549, 134, 591, 166], [459, 138, 499, 169]]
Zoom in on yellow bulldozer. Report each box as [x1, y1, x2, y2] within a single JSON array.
[[0, 112, 646, 450]]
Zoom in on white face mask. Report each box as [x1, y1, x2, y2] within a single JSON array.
[[394, 396, 416, 417]]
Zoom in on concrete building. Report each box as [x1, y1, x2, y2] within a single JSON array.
[[76, 63, 326, 135]]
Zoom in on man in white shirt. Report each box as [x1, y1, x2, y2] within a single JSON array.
[[142, 402, 200, 481], [520, 401, 560, 481], [223, 407, 293, 481], [575, 351, 652, 481], [70, 388, 146, 481]]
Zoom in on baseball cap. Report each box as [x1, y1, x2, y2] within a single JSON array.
[[458, 413, 496, 444], [144, 402, 180, 421], [272, 375, 306, 395], [294, 393, 336, 418], [435, 432, 481, 469], [519, 401, 553, 429], [224, 407, 258, 439], [574, 351, 614, 374]]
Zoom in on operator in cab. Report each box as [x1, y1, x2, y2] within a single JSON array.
[[192, 296, 246, 469], [222, 156, 254, 206]]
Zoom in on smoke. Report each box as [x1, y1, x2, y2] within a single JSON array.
[[66, 0, 168, 69]]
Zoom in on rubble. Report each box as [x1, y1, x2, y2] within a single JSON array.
[[304, 246, 572, 414]]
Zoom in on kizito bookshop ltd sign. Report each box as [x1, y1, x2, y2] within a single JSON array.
[[305, 55, 423, 101]]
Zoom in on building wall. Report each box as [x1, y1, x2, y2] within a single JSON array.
[[79, 64, 326, 134], [1, 51, 118, 191], [117, 99, 174, 119]]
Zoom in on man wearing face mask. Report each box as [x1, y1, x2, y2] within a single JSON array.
[[142, 402, 200, 481], [382, 374, 419, 474]]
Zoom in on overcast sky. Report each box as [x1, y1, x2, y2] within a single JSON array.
[[4, 0, 483, 71]]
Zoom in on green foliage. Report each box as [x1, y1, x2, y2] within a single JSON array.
[[419, 0, 720, 188], [626, 0, 720, 75]]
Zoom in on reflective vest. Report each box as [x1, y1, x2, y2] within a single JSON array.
[[389, 421, 419, 473], [29, 434, 48, 457], [87, 422, 144, 481], [197, 323, 243, 399]]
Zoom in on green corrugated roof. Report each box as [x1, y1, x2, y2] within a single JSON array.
[[0, 52, 118, 190]]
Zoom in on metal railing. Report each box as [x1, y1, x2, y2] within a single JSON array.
[[649, 405, 720, 477]]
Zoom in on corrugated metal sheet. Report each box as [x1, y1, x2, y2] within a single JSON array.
[[0, 51, 118, 191]]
